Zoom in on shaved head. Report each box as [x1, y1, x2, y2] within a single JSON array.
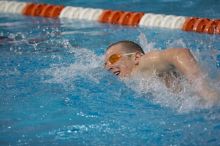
[[104, 40, 144, 78], [106, 40, 145, 54]]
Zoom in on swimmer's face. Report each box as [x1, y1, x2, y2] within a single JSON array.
[[104, 44, 137, 78]]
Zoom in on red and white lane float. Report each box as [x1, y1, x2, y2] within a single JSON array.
[[0, 1, 219, 34]]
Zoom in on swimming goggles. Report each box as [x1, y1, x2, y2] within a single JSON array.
[[107, 52, 136, 65]]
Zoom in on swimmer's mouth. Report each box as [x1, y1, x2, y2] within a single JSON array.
[[113, 71, 120, 76]]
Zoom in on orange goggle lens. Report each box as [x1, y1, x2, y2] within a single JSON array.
[[108, 54, 121, 64]]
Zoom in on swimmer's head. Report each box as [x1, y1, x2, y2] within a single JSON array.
[[104, 40, 144, 78]]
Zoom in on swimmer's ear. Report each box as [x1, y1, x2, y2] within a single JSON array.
[[134, 52, 143, 65]]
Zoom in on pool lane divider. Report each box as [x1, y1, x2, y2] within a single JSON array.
[[0, 1, 219, 35]]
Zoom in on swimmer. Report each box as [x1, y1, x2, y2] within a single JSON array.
[[104, 40, 219, 105], [0, 36, 45, 45]]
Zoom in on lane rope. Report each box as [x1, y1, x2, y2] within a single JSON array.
[[0, 1, 219, 35]]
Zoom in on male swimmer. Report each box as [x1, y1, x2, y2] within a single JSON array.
[[0, 36, 45, 45], [104, 40, 219, 105]]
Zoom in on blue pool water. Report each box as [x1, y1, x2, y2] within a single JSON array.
[[0, 0, 220, 145]]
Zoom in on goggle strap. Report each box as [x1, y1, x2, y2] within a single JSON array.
[[122, 52, 136, 56]]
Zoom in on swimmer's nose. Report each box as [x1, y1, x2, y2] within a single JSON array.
[[106, 65, 113, 71], [108, 67, 114, 72], [104, 62, 113, 72], [104, 61, 112, 69]]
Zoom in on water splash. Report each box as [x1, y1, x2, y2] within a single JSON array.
[[42, 40, 104, 88], [138, 32, 157, 52], [123, 73, 207, 113], [166, 39, 187, 48]]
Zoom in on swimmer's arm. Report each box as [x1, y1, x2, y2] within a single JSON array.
[[162, 48, 201, 82], [161, 48, 219, 103]]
